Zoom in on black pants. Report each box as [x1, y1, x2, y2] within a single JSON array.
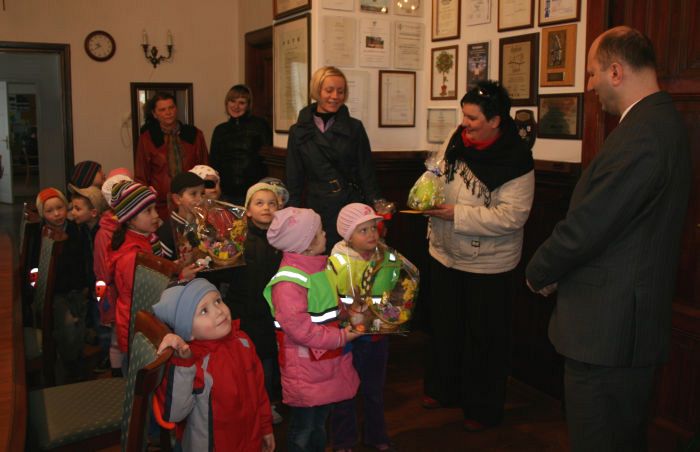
[[564, 358, 655, 452], [424, 257, 513, 426]]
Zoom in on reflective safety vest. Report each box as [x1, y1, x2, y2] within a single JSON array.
[[263, 266, 340, 330], [327, 249, 401, 307]]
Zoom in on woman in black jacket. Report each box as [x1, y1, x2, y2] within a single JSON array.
[[210, 85, 272, 205], [286, 66, 382, 251]]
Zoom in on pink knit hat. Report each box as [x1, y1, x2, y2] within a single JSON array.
[[267, 207, 322, 253], [336, 203, 382, 242]]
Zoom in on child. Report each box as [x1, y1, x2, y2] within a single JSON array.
[[259, 177, 290, 208], [153, 279, 275, 452], [93, 169, 133, 375], [190, 164, 222, 200], [263, 207, 361, 452], [158, 171, 206, 261], [70, 160, 106, 189], [35, 187, 91, 379], [327, 203, 400, 451], [229, 182, 283, 423]]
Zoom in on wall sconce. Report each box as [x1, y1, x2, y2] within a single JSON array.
[[141, 29, 173, 68]]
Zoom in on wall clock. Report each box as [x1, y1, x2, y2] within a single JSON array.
[[84, 30, 116, 62]]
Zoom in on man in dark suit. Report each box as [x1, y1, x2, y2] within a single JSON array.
[[526, 26, 691, 451]]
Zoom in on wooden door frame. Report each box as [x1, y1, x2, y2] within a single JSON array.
[[0, 42, 74, 183], [244, 26, 272, 122]]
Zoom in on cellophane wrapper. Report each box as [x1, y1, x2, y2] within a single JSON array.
[[406, 151, 445, 210], [183, 199, 247, 267]]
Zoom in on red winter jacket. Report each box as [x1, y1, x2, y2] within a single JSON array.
[[112, 229, 154, 352], [93, 211, 119, 324]]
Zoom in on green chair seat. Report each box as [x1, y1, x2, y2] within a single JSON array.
[[28, 377, 126, 450]]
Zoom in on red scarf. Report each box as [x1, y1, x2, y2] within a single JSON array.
[[461, 127, 500, 150]]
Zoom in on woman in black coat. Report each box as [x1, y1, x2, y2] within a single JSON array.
[[285, 66, 382, 251], [210, 85, 272, 205]]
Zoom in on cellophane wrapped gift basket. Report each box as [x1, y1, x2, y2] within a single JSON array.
[[407, 151, 445, 210], [180, 199, 247, 268], [336, 244, 419, 334]]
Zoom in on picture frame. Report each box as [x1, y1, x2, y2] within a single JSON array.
[[130, 82, 193, 153], [431, 0, 460, 41], [539, 0, 581, 26], [465, 0, 491, 26], [394, 0, 423, 16], [537, 93, 583, 139], [466, 41, 490, 91], [427, 108, 459, 143], [431, 45, 459, 100], [379, 70, 416, 127], [360, 0, 390, 13], [273, 14, 310, 133], [322, 0, 354, 11], [540, 24, 577, 86], [498, 0, 534, 32], [499, 33, 539, 106], [273, 0, 311, 19]]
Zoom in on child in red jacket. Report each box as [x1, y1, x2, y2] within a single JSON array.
[[153, 278, 275, 452]]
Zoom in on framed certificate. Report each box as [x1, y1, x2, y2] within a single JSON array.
[[465, 0, 491, 26], [431, 0, 460, 41], [394, 0, 423, 16], [273, 14, 310, 133], [466, 41, 490, 91], [499, 33, 538, 106], [274, 0, 311, 19], [431, 45, 459, 100], [539, 0, 581, 26], [498, 0, 534, 32], [322, 0, 354, 10], [537, 93, 583, 139], [360, 0, 390, 13], [427, 108, 459, 143], [540, 24, 576, 86], [379, 70, 416, 127]]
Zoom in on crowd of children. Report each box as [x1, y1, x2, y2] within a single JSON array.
[[27, 154, 408, 451]]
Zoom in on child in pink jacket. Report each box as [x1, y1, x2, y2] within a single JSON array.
[[263, 207, 361, 452]]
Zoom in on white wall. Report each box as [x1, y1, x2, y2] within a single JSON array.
[[273, 1, 587, 162], [0, 0, 241, 174]]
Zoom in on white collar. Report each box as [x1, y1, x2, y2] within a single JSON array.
[[619, 98, 642, 123]]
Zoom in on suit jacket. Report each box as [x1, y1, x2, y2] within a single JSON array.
[[526, 91, 691, 367]]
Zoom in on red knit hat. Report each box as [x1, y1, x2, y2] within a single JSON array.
[[36, 187, 68, 218]]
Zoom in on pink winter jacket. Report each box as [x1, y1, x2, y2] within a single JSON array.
[[271, 252, 359, 407], [93, 210, 119, 324]]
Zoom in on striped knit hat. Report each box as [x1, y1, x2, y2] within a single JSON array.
[[110, 180, 157, 224], [36, 187, 68, 218], [70, 160, 102, 188]]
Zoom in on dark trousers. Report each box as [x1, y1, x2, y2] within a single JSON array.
[[331, 337, 390, 448], [287, 404, 332, 452], [424, 257, 513, 426], [564, 358, 656, 452]]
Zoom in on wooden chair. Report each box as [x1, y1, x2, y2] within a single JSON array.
[[128, 252, 178, 350], [24, 226, 67, 387], [19, 202, 41, 323], [121, 310, 174, 452]]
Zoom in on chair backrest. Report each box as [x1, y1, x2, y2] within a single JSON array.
[[128, 252, 177, 349], [121, 310, 173, 452], [35, 226, 67, 387], [19, 203, 41, 322]]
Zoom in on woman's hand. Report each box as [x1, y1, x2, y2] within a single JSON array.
[[423, 204, 455, 221], [262, 433, 275, 452], [157, 333, 192, 359]]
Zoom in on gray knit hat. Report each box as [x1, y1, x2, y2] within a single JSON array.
[[153, 279, 219, 340]]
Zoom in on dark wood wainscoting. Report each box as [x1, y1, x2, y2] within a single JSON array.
[[261, 147, 579, 395]]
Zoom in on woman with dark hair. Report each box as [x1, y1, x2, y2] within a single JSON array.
[[210, 84, 272, 205], [422, 80, 535, 431], [135, 91, 209, 219]]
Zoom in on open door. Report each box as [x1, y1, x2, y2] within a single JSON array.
[[0, 81, 13, 204]]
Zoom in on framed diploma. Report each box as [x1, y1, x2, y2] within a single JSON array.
[[427, 108, 459, 143], [499, 33, 538, 106], [360, 0, 390, 13], [274, 0, 311, 19], [273, 14, 310, 133], [394, 0, 423, 16], [498, 0, 534, 32], [344, 70, 370, 124], [431, 45, 459, 100], [465, 0, 491, 26], [540, 24, 576, 86], [537, 93, 582, 139], [359, 18, 391, 67], [379, 70, 416, 127], [322, 0, 354, 11], [539, 0, 581, 26], [431, 0, 460, 41], [323, 16, 357, 67], [466, 41, 490, 91], [394, 21, 425, 70]]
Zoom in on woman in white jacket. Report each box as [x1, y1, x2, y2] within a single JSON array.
[[422, 81, 535, 431]]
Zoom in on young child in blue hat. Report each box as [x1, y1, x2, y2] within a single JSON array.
[[152, 278, 274, 452]]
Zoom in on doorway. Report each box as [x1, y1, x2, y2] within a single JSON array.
[[244, 27, 273, 129], [0, 42, 73, 204]]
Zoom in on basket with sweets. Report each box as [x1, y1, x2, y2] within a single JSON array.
[[339, 246, 419, 335], [184, 199, 247, 268]]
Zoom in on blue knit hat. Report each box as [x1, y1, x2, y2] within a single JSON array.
[[153, 279, 219, 340]]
